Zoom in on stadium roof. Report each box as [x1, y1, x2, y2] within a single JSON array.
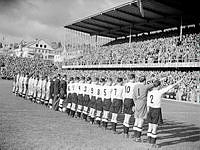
[[64, 0, 200, 38]]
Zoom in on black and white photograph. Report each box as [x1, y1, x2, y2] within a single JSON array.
[[0, 0, 200, 149]]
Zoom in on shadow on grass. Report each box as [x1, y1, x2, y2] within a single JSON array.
[[109, 113, 200, 147]]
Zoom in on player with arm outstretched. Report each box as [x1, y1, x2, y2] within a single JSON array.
[[146, 78, 182, 148]]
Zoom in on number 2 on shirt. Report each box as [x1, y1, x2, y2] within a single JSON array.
[[150, 95, 153, 103]]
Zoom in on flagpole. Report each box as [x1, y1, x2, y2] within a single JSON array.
[[180, 16, 183, 42], [129, 25, 132, 47]]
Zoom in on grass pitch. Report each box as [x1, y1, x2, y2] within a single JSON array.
[[0, 80, 200, 150]]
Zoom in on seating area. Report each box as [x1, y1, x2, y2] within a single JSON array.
[[65, 32, 200, 66]]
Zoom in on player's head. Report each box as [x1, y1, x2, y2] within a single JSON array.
[[81, 76, 85, 81], [139, 75, 146, 83], [63, 74, 67, 80], [75, 76, 80, 81], [100, 78, 105, 83], [57, 74, 61, 79], [117, 77, 123, 83], [86, 77, 91, 82], [153, 79, 161, 88], [128, 74, 135, 81], [69, 77, 74, 82]]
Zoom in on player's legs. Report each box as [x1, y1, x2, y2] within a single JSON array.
[[12, 81, 16, 93], [66, 94, 72, 115], [95, 98, 103, 126], [102, 98, 111, 129], [76, 94, 83, 118], [110, 113, 118, 133], [151, 124, 158, 146], [88, 96, 96, 124], [110, 99, 122, 134], [123, 114, 131, 137], [58, 98, 64, 112], [123, 99, 134, 137], [133, 118, 139, 138], [134, 118, 144, 142], [48, 98, 53, 109], [147, 123, 153, 143]]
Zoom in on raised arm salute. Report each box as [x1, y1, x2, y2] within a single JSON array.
[[146, 78, 182, 148]]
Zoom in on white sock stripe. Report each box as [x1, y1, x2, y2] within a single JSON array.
[[95, 117, 101, 121], [136, 127, 142, 132], [123, 122, 130, 127], [133, 126, 137, 130], [151, 133, 157, 138], [102, 118, 108, 122], [147, 132, 151, 137]]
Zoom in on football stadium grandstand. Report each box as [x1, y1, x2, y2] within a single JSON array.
[[61, 0, 200, 103]]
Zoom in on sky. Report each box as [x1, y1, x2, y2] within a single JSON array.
[[0, 0, 130, 43]]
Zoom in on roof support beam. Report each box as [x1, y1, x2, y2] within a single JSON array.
[[66, 26, 95, 35], [82, 21, 112, 30], [116, 9, 148, 21], [72, 24, 101, 33], [101, 13, 134, 24], [91, 17, 121, 27]]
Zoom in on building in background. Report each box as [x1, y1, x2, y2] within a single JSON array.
[[14, 39, 55, 61]]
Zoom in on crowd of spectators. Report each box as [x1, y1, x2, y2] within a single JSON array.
[[0, 55, 58, 79], [0, 54, 199, 103], [65, 32, 200, 65]]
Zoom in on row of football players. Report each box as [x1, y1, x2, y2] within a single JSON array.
[[12, 73, 51, 105], [12, 73, 182, 148]]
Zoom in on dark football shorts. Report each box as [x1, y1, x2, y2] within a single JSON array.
[[77, 94, 84, 105], [123, 98, 134, 114], [96, 98, 103, 111], [83, 94, 90, 106], [88, 96, 96, 109], [71, 93, 78, 104], [62, 93, 71, 108], [103, 98, 112, 111], [147, 107, 163, 125], [110, 99, 122, 114]]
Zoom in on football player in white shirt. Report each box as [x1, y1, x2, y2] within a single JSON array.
[[146, 78, 182, 148], [122, 74, 138, 138], [18, 74, 24, 96], [12, 73, 17, 93], [70, 77, 79, 117], [22, 73, 29, 98], [36, 75, 43, 104], [88, 77, 99, 124], [27, 75, 33, 100], [44, 76, 51, 106], [110, 77, 124, 134], [101, 78, 113, 130], [33, 75, 39, 103], [15, 73, 20, 95], [41, 76, 47, 104], [28, 75, 34, 100], [95, 78, 105, 127], [64, 77, 74, 115], [82, 77, 92, 121], [76, 76, 85, 118]]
